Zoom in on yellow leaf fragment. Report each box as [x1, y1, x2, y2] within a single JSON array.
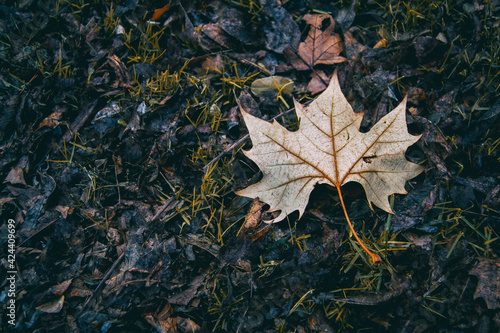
[[251, 76, 294, 97], [36, 296, 65, 313]]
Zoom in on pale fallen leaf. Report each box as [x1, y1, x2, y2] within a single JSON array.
[[251, 76, 294, 97], [236, 70, 424, 263], [236, 71, 424, 223]]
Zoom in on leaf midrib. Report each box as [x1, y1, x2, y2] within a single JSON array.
[[261, 103, 402, 191]]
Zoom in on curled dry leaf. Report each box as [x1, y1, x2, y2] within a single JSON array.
[[149, 0, 171, 22], [36, 108, 64, 131], [236, 71, 424, 263], [242, 198, 265, 230]]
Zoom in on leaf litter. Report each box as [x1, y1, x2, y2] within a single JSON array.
[[0, 0, 499, 332]]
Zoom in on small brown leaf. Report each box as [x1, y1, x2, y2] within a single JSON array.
[[36, 108, 63, 131], [4, 167, 26, 185], [47, 279, 72, 296], [242, 198, 265, 230], [197, 54, 224, 74], [150, 0, 171, 22], [289, 14, 346, 70], [55, 205, 73, 219], [177, 317, 202, 332], [306, 70, 330, 94], [68, 287, 92, 298], [470, 258, 500, 309], [143, 314, 177, 333]]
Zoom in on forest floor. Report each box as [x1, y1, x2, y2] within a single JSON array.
[[1, 0, 500, 332]]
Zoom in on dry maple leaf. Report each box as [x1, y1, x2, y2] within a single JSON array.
[[236, 71, 424, 263], [288, 14, 346, 70]]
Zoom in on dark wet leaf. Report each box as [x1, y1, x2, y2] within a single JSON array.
[[470, 258, 500, 309], [168, 275, 205, 306], [260, 0, 300, 54], [484, 185, 500, 209], [4, 167, 26, 185], [250, 76, 294, 97], [392, 183, 441, 232], [343, 28, 369, 59], [216, 8, 261, 47], [462, 99, 500, 146], [334, 0, 357, 31]]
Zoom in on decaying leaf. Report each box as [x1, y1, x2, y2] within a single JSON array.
[[36, 108, 64, 131], [242, 198, 265, 230], [306, 70, 330, 94], [470, 258, 500, 310], [36, 296, 65, 313], [287, 14, 346, 70], [4, 167, 26, 185], [251, 76, 294, 97], [236, 71, 424, 262]]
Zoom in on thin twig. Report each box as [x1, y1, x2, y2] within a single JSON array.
[[58, 100, 98, 149], [240, 59, 272, 76], [78, 251, 125, 315]]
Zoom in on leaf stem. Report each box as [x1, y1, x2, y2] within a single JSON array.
[[335, 184, 381, 265]]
